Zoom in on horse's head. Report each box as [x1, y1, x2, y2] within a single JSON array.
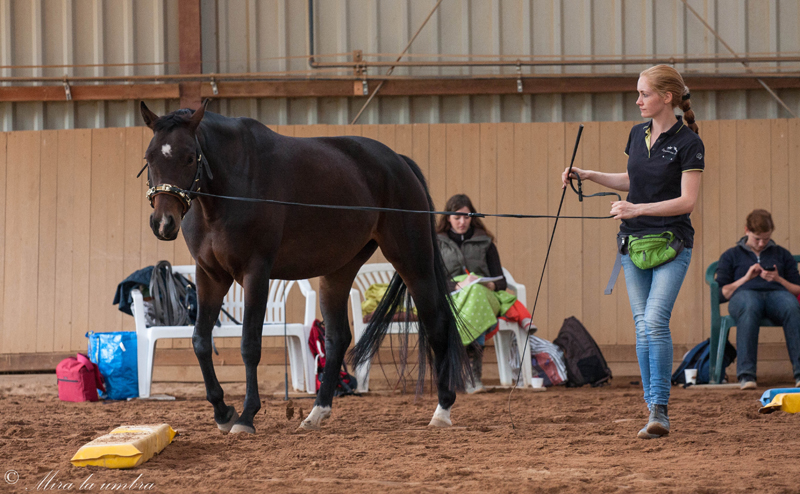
[[140, 100, 209, 240]]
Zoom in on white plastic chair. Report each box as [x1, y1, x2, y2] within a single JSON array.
[[349, 263, 533, 392], [131, 265, 318, 397]]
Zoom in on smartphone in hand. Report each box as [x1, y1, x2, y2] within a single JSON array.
[[761, 264, 776, 271]]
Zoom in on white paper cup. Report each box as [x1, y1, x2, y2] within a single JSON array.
[[531, 377, 544, 388], [684, 368, 698, 385]]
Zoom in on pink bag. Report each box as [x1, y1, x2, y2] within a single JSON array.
[[56, 353, 105, 402]]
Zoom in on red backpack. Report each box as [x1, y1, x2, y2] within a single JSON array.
[[308, 319, 358, 395], [56, 353, 105, 402]]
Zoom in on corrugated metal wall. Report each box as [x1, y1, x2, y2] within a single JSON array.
[[1, 0, 799, 130]]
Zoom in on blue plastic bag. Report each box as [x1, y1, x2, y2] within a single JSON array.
[[86, 331, 138, 400]]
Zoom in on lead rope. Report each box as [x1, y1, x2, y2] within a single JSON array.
[[283, 282, 290, 401], [507, 124, 586, 430]]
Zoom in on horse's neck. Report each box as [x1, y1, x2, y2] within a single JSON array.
[[198, 122, 245, 187], [195, 120, 275, 205]]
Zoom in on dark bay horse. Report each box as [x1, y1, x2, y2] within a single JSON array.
[[140, 100, 468, 433]]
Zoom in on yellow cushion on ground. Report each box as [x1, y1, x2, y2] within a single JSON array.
[[759, 393, 800, 414], [71, 424, 177, 469]]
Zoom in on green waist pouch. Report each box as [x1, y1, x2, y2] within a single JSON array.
[[619, 231, 684, 270]]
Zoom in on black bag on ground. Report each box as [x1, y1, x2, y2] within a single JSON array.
[[553, 316, 612, 387], [671, 338, 736, 385]]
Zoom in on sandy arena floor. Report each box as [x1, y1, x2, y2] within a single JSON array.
[[1, 373, 799, 493]]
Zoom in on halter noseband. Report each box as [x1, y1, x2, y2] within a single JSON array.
[[142, 135, 213, 217]]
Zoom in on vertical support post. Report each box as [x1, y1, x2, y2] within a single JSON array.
[[178, 0, 202, 110]]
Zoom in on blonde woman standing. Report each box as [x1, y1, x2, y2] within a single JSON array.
[[561, 65, 704, 439]]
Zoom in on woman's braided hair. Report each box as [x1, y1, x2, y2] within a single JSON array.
[[640, 65, 699, 134]]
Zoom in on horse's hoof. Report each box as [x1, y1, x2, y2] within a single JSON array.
[[298, 405, 331, 431], [216, 406, 239, 433], [297, 420, 321, 431], [428, 404, 452, 428], [428, 417, 452, 428], [230, 423, 256, 434]]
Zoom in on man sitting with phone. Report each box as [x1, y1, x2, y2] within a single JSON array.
[[716, 209, 800, 389]]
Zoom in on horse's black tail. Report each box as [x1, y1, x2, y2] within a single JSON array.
[[350, 154, 469, 393]]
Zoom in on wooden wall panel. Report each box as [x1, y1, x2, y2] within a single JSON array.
[[444, 124, 463, 199], [511, 123, 532, 320], [527, 123, 550, 337], [545, 123, 567, 341], [121, 128, 145, 333], [36, 131, 59, 353], [462, 124, 481, 205], [394, 125, 413, 158], [0, 133, 7, 354], [790, 119, 800, 254], [495, 123, 515, 282], [700, 121, 721, 341], [770, 120, 790, 248], [1, 120, 798, 368], [478, 124, 498, 237], [3, 131, 41, 354], [88, 128, 126, 338], [579, 122, 604, 343], [428, 125, 447, 215]]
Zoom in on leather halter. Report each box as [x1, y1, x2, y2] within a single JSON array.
[[144, 135, 213, 217]]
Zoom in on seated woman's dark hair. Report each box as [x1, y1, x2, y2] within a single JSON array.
[[436, 194, 494, 241]]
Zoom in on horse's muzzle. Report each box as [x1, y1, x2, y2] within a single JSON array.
[[150, 212, 180, 241]]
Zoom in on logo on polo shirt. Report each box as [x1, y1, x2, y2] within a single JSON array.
[[696, 153, 703, 160], [662, 146, 678, 156]]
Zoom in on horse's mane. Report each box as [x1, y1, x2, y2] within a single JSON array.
[[152, 109, 194, 132], [153, 108, 252, 135]]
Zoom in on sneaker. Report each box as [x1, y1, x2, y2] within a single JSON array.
[[739, 378, 757, 390]]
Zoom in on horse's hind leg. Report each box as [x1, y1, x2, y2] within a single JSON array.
[[192, 268, 238, 432], [401, 272, 459, 427], [301, 241, 378, 430], [382, 240, 465, 427]]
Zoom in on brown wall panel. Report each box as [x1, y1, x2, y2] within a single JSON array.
[[527, 123, 550, 338], [3, 131, 41, 354], [0, 133, 7, 354], [36, 131, 59, 353], [790, 120, 800, 254], [579, 122, 604, 344], [700, 121, 721, 341], [0, 132, 9, 353]]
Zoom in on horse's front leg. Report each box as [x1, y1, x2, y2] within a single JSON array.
[[229, 268, 272, 434], [192, 269, 238, 432]]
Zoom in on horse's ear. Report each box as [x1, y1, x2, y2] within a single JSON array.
[[140, 101, 159, 129], [189, 99, 210, 132]]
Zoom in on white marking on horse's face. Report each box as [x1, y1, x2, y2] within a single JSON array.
[[158, 215, 169, 237], [161, 143, 172, 157]]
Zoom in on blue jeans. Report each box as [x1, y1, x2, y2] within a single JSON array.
[[728, 289, 800, 381], [621, 248, 692, 406]]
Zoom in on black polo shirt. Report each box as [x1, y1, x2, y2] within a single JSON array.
[[620, 115, 705, 248]]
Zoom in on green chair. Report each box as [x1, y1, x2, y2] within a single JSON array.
[[705, 255, 800, 384]]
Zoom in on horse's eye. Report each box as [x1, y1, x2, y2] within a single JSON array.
[[186, 155, 195, 165]]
